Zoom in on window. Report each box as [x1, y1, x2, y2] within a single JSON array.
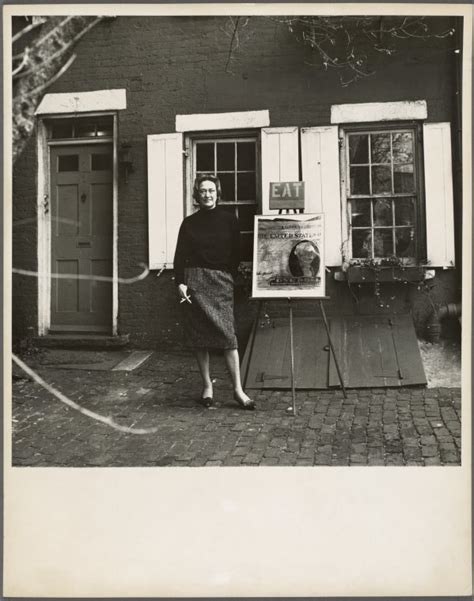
[[46, 116, 113, 140], [192, 135, 259, 260], [345, 126, 421, 264]]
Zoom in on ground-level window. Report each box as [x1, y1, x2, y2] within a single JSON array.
[[345, 125, 422, 264], [192, 135, 258, 260]]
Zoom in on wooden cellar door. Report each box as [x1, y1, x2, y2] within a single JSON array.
[[242, 313, 426, 389]]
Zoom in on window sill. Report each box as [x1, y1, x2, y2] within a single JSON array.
[[343, 265, 426, 283]]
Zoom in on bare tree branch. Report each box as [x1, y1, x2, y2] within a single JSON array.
[[225, 15, 455, 87], [12, 47, 30, 77], [12, 17, 47, 44], [14, 16, 102, 80], [30, 15, 76, 52], [12, 15, 106, 163], [225, 16, 241, 73], [24, 52, 77, 98]]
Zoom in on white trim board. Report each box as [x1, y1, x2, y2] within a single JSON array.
[[35, 89, 127, 115], [330, 100, 427, 124], [176, 110, 270, 132]]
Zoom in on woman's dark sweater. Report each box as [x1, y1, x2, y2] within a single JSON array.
[[173, 207, 240, 285]]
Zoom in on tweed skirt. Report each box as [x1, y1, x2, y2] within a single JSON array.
[[181, 267, 238, 350]]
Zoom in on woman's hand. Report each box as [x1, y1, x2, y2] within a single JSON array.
[[178, 283, 192, 304]]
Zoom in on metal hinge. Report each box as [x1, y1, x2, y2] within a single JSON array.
[[257, 372, 289, 383]]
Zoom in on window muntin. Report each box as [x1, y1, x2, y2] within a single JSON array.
[[346, 128, 419, 263], [193, 136, 258, 261]]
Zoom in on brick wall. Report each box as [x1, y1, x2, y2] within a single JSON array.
[[12, 15, 461, 348], [13, 136, 38, 346]]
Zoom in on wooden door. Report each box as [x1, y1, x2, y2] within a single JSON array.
[[328, 314, 427, 387], [50, 144, 113, 332], [241, 317, 330, 389]]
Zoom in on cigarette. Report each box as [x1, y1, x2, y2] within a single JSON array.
[[180, 297, 191, 303]]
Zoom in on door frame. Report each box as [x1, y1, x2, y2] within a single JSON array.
[[37, 112, 118, 336]]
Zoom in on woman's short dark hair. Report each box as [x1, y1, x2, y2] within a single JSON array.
[[288, 240, 320, 277], [193, 174, 222, 203]]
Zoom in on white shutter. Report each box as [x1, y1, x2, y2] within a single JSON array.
[[423, 122, 455, 267], [261, 127, 299, 214], [147, 133, 184, 269], [301, 126, 342, 266]]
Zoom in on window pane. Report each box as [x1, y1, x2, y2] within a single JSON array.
[[196, 143, 214, 172], [218, 173, 235, 201], [219, 204, 237, 218], [373, 229, 393, 257], [352, 229, 372, 258], [237, 172, 256, 201], [51, 120, 73, 139], [237, 204, 256, 231], [240, 233, 254, 261], [395, 228, 415, 257], [372, 165, 392, 194], [349, 134, 369, 164], [370, 133, 391, 163], [94, 117, 113, 137], [392, 132, 414, 164], [395, 197, 416, 225], [346, 127, 418, 262], [58, 155, 79, 172], [91, 153, 112, 171], [75, 119, 96, 137], [373, 198, 393, 226], [350, 199, 371, 227], [216, 142, 235, 171], [394, 164, 415, 193], [350, 166, 370, 195], [237, 142, 256, 170]]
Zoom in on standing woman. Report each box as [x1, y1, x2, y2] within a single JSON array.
[[173, 174, 256, 410]]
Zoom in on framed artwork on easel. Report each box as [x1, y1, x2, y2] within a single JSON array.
[[251, 213, 326, 299]]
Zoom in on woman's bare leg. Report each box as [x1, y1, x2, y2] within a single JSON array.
[[223, 348, 254, 407], [195, 350, 213, 398]]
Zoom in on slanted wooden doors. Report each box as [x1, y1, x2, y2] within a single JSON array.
[[242, 314, 426, 389], [50, 143, 113, 332]]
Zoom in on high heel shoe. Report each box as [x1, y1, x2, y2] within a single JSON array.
[[196, 396, 214, 408], [234, 394, 256, 410]]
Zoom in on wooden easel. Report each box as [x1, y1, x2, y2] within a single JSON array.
[[278, 209, 303, 215], [246, 188, 346, 415], [244, 297, 347, 416]]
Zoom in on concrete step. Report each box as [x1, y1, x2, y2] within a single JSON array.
[[33, 334, 130, 349]]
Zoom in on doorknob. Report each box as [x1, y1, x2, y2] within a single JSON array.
[[81, 193, 87, 203]]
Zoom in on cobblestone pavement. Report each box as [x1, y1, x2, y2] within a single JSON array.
[[12, 350, 462, 467]]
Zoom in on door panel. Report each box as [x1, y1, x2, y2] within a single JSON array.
[[50, 144, 113, 332], [54, 184, 80, 236], [55, 260, 79, 312], [241, 317, 330, 390], [90, 259, 113, 313], [328, 315, 427, 387], [91, 183, 113, 235]]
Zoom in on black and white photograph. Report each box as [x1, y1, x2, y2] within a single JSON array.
[[252, 214, 325, 297], [4, 2, 472, 597], [10, 7, 465, 468]]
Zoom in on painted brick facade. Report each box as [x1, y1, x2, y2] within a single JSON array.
[[12, 15, 462, 348]]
